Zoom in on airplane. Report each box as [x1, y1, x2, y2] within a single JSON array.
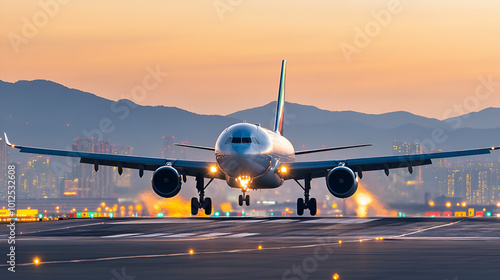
[[4, 60, 500, 216]]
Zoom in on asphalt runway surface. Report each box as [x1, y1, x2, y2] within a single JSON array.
[[1, 217, 500, 280]]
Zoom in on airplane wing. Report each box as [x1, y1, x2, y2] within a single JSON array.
[[284, 146, 500, 180], [4, 133, 223, 179]]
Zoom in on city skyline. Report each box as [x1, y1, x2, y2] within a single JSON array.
[[2, 1, 500, 119]]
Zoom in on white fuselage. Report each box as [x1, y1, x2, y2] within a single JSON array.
[[215, 123, 295, 189]]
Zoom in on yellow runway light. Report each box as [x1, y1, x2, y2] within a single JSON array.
[[359, 239, 363, 243], [338, 240, 342, 245], [33, 257, 40, 265], [333, 273, 340, 280], [189, 249, 194, 255], [258, 245, 263, 250]]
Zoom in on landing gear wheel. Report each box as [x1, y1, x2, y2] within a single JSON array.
[[297, 198, 305, 216], [238, 195, 243, 206], [204, 197, 212, 215], [245, 195, 250, 206], [191, 197, 199, 216], [308, 198, 317, 216]]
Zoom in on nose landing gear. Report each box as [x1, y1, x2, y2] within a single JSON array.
[[238, 191, 250, 206]]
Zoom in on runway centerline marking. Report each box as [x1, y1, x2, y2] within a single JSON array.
[[393, 220, 464, 238]]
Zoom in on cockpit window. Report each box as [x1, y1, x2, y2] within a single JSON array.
[[252, 137, 260, 144], [224, 137, 232, 144], [232, 137, 242, 143], [242, 137, 252, 143]]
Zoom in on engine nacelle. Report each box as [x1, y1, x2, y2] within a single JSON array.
[[326, 166, 358, 198], [151, 166, 182, 198]]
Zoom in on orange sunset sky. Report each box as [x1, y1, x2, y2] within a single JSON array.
[[1, 1, 500, 119]]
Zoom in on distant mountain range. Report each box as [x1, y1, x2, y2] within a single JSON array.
[[2, 79, 500, 162]]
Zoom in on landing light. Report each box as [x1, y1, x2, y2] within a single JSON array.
[[280, 166, 287, 173], [210, 166, 218, 173], [237, 176, 251, 189]]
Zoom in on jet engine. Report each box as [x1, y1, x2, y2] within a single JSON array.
[[151, 166, 182, 198], [326, 166, 358, 198]]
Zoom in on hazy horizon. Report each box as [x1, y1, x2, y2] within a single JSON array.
[[3, 78, 499, 121]]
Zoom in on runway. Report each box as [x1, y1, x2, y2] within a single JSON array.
[[2, 217, 500, 279]]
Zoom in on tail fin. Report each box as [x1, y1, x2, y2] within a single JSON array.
[[273, 60, 287, 135]]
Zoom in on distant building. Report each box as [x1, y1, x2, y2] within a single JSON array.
[[426, 159, 500, 205], [19, 155, 58, 199], [72, 138, 112, 198], [162, 136, 189, 159], [111, 144, 133, 189], [389, 141, 423, 202]]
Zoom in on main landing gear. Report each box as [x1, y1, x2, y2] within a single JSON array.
[[191, 175, 213, 216], [295, 174, 317, 216], [238, 191, 250, 206]]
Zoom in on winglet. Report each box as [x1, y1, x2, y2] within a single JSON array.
[[273, 60, 287, 135], [3, 132, 16, 148]]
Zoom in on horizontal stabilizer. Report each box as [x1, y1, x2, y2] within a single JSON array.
[[295, 144, 373, 155], [174, 143, 215, 152]]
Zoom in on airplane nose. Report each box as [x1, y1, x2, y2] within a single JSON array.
[[217, 153, 271, 179]]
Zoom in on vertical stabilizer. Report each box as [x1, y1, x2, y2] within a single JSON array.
[[273, 60, 287, 135]]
